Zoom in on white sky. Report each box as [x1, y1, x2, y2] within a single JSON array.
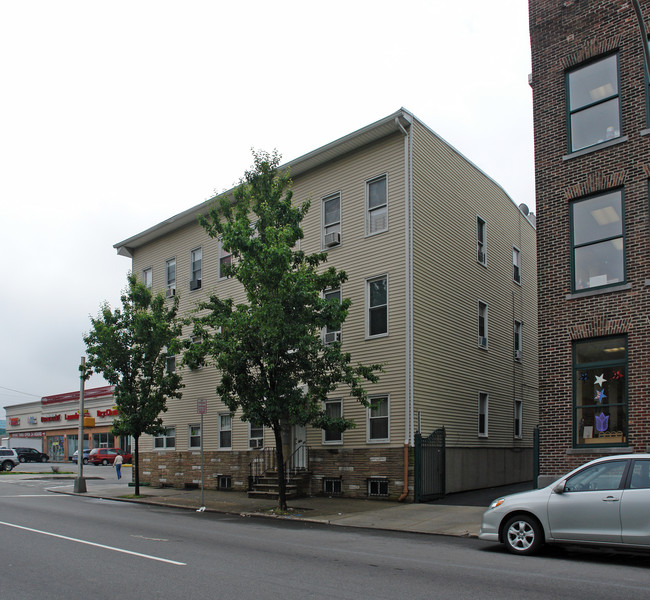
[[0, 0, 533, 416]]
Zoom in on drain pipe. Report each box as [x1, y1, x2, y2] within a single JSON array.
[[395, 114, 413, 502]]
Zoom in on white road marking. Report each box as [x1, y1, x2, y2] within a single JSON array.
[[0, 494, 71, 498], [0, 521, 186, 566]]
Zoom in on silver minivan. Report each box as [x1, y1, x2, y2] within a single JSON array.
[[479, 454, 650, 555]]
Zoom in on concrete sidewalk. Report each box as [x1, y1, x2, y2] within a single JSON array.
[[37, 467, 493, 538]]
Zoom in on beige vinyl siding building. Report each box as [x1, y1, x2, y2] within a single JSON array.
[[115, 109, 537, 499]]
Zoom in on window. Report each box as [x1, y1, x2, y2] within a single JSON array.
[[142, 267, 152, 289], [478, 393, 488, 437], [219, 414, 232, 449], [564, 460, 627, 492], [190, 248, 202, 290], [478, 301, 488, 349], [366, 174, 388, 235], [477, 216, 486, 265], [324, 288, 341, 344], [629, 460, 650, 490], [513, 247, 521, 284], [514, 399, 523, 439], [154, 427, 176, 449], [219, 238, 231, 279], [166, 353, 176, 373], [322, 193, 341, 247], [571, 190, 625, 292], [189, 425, 201, 448], [323, 399, 343, 444], [367, 276, 388, 337], [92, 432, 114, 448], [567, 54, 621, 152], [514, 320, 522, 360], [574, 336, 627, 447], [165, 258, 176, 297], [249, 422, 264, 448], [323, 478, 342, 495], [368, 396, 389, 442], [368, 478, 389, 497]]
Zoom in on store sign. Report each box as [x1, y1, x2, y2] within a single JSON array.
[[9, 417, 20, 427], [14, 431, 45, 438], [97, 408, 119, 418], [28, 416, 38, 425], [41, 414, 61, 423], [64, 410, 90, 421]]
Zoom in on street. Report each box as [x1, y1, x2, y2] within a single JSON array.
[[1, 475, 649, 600]]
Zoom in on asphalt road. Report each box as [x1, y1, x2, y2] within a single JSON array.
[[1, 477, 650, 600]]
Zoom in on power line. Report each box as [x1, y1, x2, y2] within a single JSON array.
[[0, 385, 42, 398]]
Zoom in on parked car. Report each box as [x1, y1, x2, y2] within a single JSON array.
[[14, 447, 49, 463], [87, 448, 132, 466], [71, 449, 91, 464], [479, 454, 650, 555], [0, 448, 20, 471]]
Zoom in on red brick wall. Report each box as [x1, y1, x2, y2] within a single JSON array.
[[530, 0, 650, 479]]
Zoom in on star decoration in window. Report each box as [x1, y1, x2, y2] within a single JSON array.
[[594, 373, 606, 387], [595, 389, 607, 403], [611, 370, 623, 381], [595, 412, 609, 432]]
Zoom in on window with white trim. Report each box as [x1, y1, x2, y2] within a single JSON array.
[[514, 320, 522, 361], [367, 276, 388, 337], [366, 174, 387, 235], [323, 399, 343, 444], [514, 400, 523, 439], [166, 353, 176, 373], [189, 424, 201, 448], [513, 246, 521, 284], [477, 216, 486, 265], [165, 258, 176, 297], [323, 288, 341, 344], [219, 414, 232, 449], [154, 427, 176, 449], [322, 193, 341, 248], [219, 238, 231, 280], [249, 422, 264, 448], [142, 267, 152, 289], [190, 248, 202, 290], [478, 301, 488, 349], [478, 393, 488, 437], [368, 396, 389, 442]]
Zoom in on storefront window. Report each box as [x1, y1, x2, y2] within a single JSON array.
[[47, 436, 65, 461], [93, 433, 114, 448], [67, 434, 89, 461], [574, 336, 627, 447]]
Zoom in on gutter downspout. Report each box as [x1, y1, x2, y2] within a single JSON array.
[[632, 0, 650, 78], [395, 115, 413, 502]]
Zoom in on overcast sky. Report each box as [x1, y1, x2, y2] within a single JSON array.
[[0, 0, 533, 417]]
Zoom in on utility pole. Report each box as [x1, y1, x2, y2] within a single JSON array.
[[73, 357, 87, 493]]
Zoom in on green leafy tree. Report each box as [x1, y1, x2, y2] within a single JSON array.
[[187, 150, 382, 510], [83, 274, 184, 495]]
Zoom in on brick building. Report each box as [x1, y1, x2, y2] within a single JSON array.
[[530, 0, 650, 484]]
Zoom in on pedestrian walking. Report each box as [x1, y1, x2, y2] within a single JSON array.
[[114, 453, 123, 480]]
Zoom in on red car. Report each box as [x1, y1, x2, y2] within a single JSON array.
[[87, 448, 132, 466]]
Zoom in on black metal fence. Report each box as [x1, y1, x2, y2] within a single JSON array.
[[414, 427, 446, 502]]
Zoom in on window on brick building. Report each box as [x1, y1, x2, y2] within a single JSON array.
[[573, 336, 627, 447], [567, 54, 621, 152], [570, 190, 625, 292]]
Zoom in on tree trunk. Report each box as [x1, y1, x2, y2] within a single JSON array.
[[134, 435, 140, 496], [273, 424, 287, 511]]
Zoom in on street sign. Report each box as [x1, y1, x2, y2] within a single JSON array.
[[197, 398, 208, 414]]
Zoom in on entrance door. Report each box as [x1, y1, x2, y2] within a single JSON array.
[[291, 425, 307, 471]]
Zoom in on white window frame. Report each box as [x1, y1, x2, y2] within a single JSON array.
[[478, 301, 488, 349], [323, 399, 343, 445], [477, 216, 486, 266], [366, 275, 388, 339], [166, 353, 176, 373], [154, 426, 176, 449], [249, 422, 264, 448], [367, 395, 389, 443], [514, 320, 523, 361], [189, 424, 201, 449], [142, 267, 153, 289], [322, 192, 341, 248], [514, 399, 523, 440], [478, 393, 488, 438], [165, 258, 176, 297], [190, 247, 202, 290], [218, 413, 232, 450], [218, 238, 231, 280], [323, 288, 341, 344], [513, 246, 521, 285], [366, 174, 388, 236]]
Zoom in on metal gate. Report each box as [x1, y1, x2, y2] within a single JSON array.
[[414, 427, 446, 502]]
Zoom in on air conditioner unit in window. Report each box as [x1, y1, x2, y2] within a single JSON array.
[[190, 279, 202, 291], [324, 232, 340, 247], [324, 331, 341, 344], [166, 287, 176, 298], [514, 350, 522, 360], [478, 336, 488, 348]]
